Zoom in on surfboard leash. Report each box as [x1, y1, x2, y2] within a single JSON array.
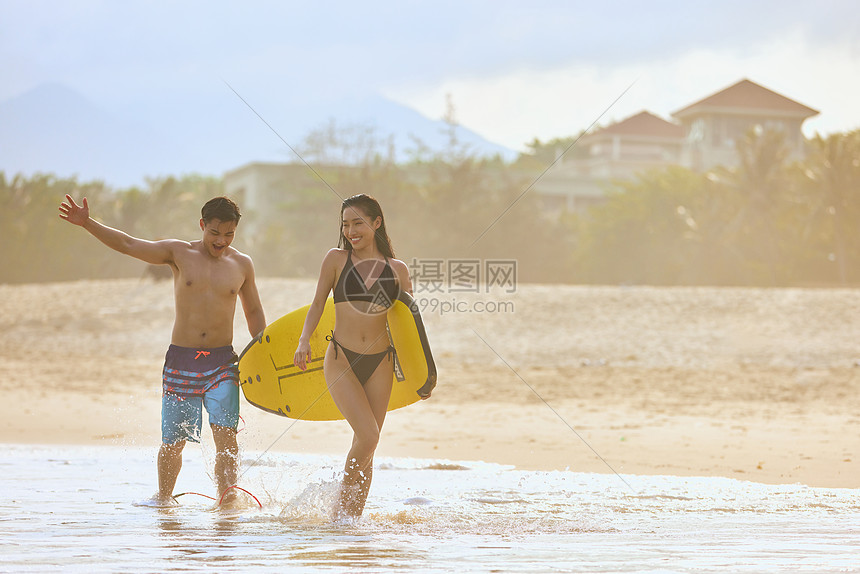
[[219, 485, 263, 508], [172, 485, 263, 508], [173, 491, 217, 502]]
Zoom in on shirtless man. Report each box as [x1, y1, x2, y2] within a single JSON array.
[[59, 195, 266, 505]]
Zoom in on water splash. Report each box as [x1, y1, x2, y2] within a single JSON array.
[[2, 444, 858, 573]]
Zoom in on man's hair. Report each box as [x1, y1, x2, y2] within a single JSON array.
[[201, 196, 241, 224]]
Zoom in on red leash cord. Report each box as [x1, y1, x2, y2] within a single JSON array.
[[173, 484, 262, 508], [218, 485, 262, 507]]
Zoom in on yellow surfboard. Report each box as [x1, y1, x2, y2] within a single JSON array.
[[238, 292, 436, 421]]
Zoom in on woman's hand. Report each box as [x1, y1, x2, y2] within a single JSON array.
[[294, 340, 312, 371]]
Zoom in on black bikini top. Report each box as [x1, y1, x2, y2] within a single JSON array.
[[333, 252, 399, 308]]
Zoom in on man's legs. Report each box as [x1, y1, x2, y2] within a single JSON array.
[[160, 390, 202, 503], [157, 440, 186, 502], [205, 378, 240, 501], [211, 425, 239, 499]]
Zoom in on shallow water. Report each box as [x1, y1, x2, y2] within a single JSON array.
[[1, 444, 858, 573]]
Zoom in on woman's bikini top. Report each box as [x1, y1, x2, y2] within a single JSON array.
[[333, 251, 399, 308]]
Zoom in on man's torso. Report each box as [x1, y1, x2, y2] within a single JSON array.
[[169, 243, 247, 348]]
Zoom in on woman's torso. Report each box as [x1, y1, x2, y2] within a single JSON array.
[[331, 250, 399, 353]]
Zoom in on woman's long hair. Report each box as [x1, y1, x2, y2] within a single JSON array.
[[338, 194, 395, 258]]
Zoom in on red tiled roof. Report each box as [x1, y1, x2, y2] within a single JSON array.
[[672, 78, 819, 118], [588, 111, 684, 139]]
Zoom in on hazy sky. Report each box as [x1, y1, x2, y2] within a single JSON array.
[[2, 0, 858, 151]]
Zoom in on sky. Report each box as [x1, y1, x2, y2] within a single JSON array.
[[2, 0, 858, 152]]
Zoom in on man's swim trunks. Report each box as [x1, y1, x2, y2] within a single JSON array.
[[161, 345, 239, 444]]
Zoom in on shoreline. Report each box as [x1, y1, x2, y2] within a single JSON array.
[[3, 379, 856, 489], [1, 279, 857, 490]]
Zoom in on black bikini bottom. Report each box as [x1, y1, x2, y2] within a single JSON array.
[[326, 332, 395, 386]]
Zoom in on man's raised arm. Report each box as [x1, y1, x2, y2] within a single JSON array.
[[59, 195, 178, 266]]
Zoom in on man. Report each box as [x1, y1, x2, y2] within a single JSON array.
[[59, 195, 266, 505]]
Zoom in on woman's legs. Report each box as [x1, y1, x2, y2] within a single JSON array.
[[324, 344, 393, 517]]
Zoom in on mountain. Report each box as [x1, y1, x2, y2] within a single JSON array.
[[0, 84, 516, 188], [0, 83, 175, 186]]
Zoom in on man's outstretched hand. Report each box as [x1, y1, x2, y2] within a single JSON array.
[[59, 195, 89, 226]]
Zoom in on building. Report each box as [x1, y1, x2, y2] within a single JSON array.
[[224, 79, 820, 216], [223, 161, 347, 234], [672, 78, 819, 172], [535, 78, 819, 210], [537, 111, 684, 211]]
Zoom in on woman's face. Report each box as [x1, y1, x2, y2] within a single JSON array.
[[342, 206, 381, 250]]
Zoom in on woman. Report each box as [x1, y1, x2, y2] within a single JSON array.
[[294, 194, 412, 518]]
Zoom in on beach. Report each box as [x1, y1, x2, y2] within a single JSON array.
[[2, 277, 857, 489]]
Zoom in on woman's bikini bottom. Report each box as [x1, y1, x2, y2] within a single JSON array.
[[326, 332, 395, 386]]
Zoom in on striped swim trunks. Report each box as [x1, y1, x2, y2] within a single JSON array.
[[161, 345, 239, 444]]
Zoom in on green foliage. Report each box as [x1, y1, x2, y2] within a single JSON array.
[[798, 130, 860, 283], [2, 173, 113, 282], [5, 127, 860, 287], [574, 167, 715, 284], [251, 179, 335, 277], [516, 131, 591, 169], [2, 173, 223, 284], [570, 128, 860, 286]]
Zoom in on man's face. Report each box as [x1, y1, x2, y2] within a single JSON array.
[[199, 218, 237, 258]]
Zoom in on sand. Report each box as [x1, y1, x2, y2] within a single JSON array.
[[1, 278, 858, 488]]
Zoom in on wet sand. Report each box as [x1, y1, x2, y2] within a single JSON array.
[[1, 278, 857, 488]]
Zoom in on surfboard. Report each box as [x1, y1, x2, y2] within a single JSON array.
[[238, 291, 436, 421]]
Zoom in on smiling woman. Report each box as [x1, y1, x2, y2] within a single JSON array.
[[292, 193, 420, 519]]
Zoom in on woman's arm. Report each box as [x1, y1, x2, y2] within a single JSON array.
[[391, 258, 414, 296], [294, 249, 339, 370]]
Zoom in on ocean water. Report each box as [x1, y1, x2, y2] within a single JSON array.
[[1, 444, 858, 573]]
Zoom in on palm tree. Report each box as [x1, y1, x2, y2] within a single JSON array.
[[801, 130, 860, 284], [716, 127, 792, 284]]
